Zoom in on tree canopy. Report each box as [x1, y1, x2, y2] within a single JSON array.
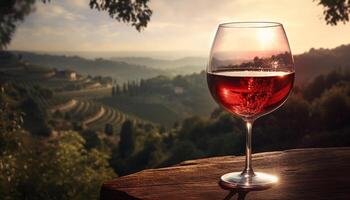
[[316, 0, 350, 25]]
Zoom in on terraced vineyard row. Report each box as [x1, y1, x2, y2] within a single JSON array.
[[55, 86, 112, 99], [13, 80, 141, 133], [15, 80, 70, 109], [49, 99, 138, 133]]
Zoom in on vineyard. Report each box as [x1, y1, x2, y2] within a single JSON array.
[[0, 54, 155, 139], [14, 80, 68, 108], [55, 86, 112, 99], [15, 77, 110, 92], [11, 78, 139, 135], [49, 98, 140, 133]]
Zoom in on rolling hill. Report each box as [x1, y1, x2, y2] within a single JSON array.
[[111, 56, 207, 75], [7, 44, 350, 85], [111, 56, 206, 69], [14, 51, 165, 83], [294, 44, 350, 84]]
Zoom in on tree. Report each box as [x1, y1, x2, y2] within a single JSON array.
[[316, 0, 350, 25], [164, 140, 203, 166], [122, 83, 128, 93], [0, 0, 35, 50], [105, 123, 114, 136], [312, 84, 350, 130], [90, 0, 152, 31], [1, 83, 116, 199], [111, 86, 116, 96], [0, 129, 116, 200], [81, 130, 102, 149], [115, 85, 121, 95], [303, 74, 326, 100], [20, 97, 52, 136], [1, 84, 116, 199], [0, 0, 152, 49], [119, 120, 135, 158]]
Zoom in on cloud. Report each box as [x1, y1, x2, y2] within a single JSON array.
[[69, 0, 87, 9], [50, 4, 85, 20], [8, 0, 350, 55]]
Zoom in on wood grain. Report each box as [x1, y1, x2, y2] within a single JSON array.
[[101, 147, 350, 200]]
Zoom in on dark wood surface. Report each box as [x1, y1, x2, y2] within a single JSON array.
[[100, 147, 350, 200]]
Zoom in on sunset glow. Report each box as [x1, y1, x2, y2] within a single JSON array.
[[257, 28, 276, 50], [7, 0, 350, 56]]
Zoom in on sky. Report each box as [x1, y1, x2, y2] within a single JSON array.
[[8, 0, 350, 57]]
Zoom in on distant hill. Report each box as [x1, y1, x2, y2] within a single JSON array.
[[8, 44, 350, 84], [0, 51, 55, 80], [112, 45, 350, 84], [112, 56, 207, 75], [14, 51, 165, 83], [111, 56, 207, 69], [294, 44, 350, 84], [102, 71, 216, 126]]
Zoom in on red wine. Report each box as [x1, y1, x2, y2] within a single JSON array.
[[207, 71, 294, 119]]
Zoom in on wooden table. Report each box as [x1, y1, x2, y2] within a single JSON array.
[[100, 147, 350, 200]]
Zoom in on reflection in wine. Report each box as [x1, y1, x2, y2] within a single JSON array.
[[207, 70, 294, 120]]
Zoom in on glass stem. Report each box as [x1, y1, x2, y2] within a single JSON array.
[[242, 119, 255, 177]]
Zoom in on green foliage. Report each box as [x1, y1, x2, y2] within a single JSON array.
[[316, 0, 350, 25], [2, 56, 350, 199], [108, 69, 350, 177], [38, 131, 115, 200], [0, 0, 36, 49], [119, 120, 135, 158], [0, 82, 52, 136], [0, 130, 116, 200], [110, 121, 167, 175], [89, 0, 152, 31], [163, 140, 203, 166], [33, 85, 53, 99], [131, 131, 165, 169], [1, 83, 116, 199], [253, 94, 312, 151], [303, 74, 326, 100], [312, 84, 350, 130], [81, 130, 102, 149], [303, 69, 350, 100], [20, 97, 52, 136], [104, 123, 114, 136], [174, 113, 245, 157]]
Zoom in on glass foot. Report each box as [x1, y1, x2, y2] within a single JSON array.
[[219, 172, 278, 190]]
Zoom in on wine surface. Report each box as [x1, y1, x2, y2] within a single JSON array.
[[207, 71, 294, 119]]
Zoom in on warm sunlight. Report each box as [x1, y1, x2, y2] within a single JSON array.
[[7, 0, 350, 54], [1, 0, 350, 199], [257, 28, 276, 50]]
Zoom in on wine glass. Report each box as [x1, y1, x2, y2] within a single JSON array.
[[207, 22, 294, 189]]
